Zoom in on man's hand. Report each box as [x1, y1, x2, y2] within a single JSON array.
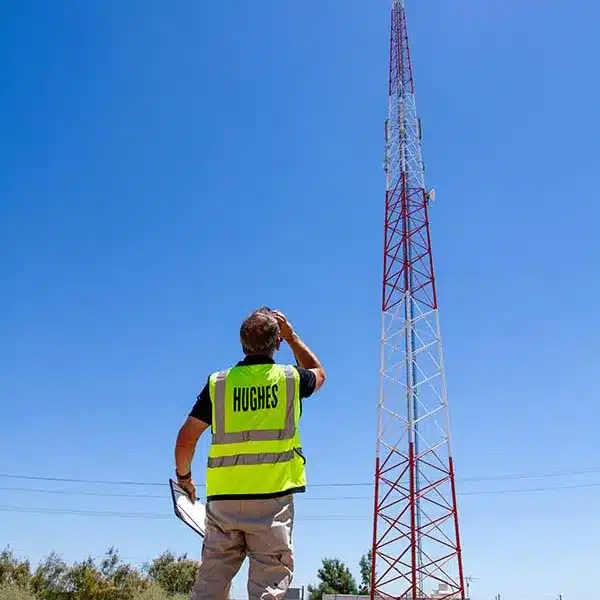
[[272, 310, 295, 342], [178, 476, 197, 503], [271, 310, 326, 392]]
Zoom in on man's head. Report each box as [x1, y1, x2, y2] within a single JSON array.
[[240, 306, 281, 357]]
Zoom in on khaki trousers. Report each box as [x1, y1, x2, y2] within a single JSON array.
[[190, 494, 295, 600]]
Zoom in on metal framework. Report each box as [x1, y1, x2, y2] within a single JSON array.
[[370, 2, 465, 599]]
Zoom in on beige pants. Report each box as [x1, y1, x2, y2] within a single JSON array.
[[190, 494, 295, 600]]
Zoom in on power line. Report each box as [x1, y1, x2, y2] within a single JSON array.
[[0, 505, 172, 519], [2, 479, 600, 501], [1, 466, 599, 488], [0, 499, 591, 522], [460, 466, 600, 482], [0, 486, 166, 499], [0, 505, 367, 521], [0, 474, 164, 487], [460, 480, 600, 495]]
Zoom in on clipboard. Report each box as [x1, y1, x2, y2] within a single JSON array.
[[169, 478, 207, 537]]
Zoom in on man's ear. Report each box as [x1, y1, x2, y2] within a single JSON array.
[[275, 338, 282, 351]]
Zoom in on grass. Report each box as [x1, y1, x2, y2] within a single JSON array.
[[0, 584, 189, 600], [0, 586, 37, 600]]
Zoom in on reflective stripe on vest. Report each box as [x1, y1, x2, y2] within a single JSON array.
[[211, 365, 297, 446], [207, 449, 295, 469]]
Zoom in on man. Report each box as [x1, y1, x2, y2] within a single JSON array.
[[174, 307, 326, 600]]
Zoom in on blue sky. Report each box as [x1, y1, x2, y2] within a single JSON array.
[[1, 0, 599, 598]]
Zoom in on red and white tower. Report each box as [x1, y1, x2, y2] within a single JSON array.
[[370, 2, 465, 599]]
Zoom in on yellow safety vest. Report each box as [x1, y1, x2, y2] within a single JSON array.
[[206, 363, 307, 500]]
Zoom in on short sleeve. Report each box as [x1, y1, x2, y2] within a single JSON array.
[[294, 366, 317, 399], [189, 379, 212, 425]]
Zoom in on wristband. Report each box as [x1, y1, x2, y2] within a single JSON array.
[[176, 470, 191, 481]]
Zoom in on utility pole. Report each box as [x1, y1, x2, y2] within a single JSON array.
[[464, 575, 478, 599]]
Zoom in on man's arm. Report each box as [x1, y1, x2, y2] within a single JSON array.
[[174, 383, 212, 501], [174, 416, 209, 479], [287, 332, 326, 393]]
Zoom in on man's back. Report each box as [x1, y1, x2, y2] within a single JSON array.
[[204, 360, 307, 500], [173, 308, 325, 600]]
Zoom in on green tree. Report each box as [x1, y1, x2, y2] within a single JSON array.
[[307, 558, 358, 600], [30, 552, 70, 600], [64, 557, 107, 600], [99, 548, 122, 582], [0, 548, 32, 589], [358, 550, 372, 595], [99, 548, 147, 600], [0, 547, 199, 600], [144, 552, 198, 596], [29, 548, 146, 600]]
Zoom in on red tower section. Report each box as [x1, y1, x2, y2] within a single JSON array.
[[369, 2, 465, 599]]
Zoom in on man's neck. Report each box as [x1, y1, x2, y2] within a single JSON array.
[[240, 354, 275, 364]]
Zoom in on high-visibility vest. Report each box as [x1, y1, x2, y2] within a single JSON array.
[[205, 363, 307, 500]]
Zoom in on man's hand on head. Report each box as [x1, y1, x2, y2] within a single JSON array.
[[271, 310, 295, 342], [271, 311, 326, 391]]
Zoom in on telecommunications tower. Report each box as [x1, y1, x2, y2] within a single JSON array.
[[370, 2, 465, 600]]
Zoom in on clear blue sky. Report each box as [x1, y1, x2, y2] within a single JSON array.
[[1, 0, 599, 598]]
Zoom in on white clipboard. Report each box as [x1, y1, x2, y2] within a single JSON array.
[[169, 479, 207, 537]]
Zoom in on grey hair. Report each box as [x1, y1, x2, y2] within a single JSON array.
[[240, 306, 280, 356]]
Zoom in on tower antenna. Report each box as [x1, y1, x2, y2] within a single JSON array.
[[369, 2, 466, 599]]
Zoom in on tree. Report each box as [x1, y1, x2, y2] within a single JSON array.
[[29, 549, 145, 600], [358, 550, 372, 596], [0, 548, 32, 589], [307, 558, 358, 600], [64, 557, 107, 600], [144, 551, 198, 596], [0, 547, 199, 600], [99, 548, 147, 600], [29, 552, 69, 600]]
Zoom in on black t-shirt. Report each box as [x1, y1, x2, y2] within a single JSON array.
[[189, 355, 317, 426]]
